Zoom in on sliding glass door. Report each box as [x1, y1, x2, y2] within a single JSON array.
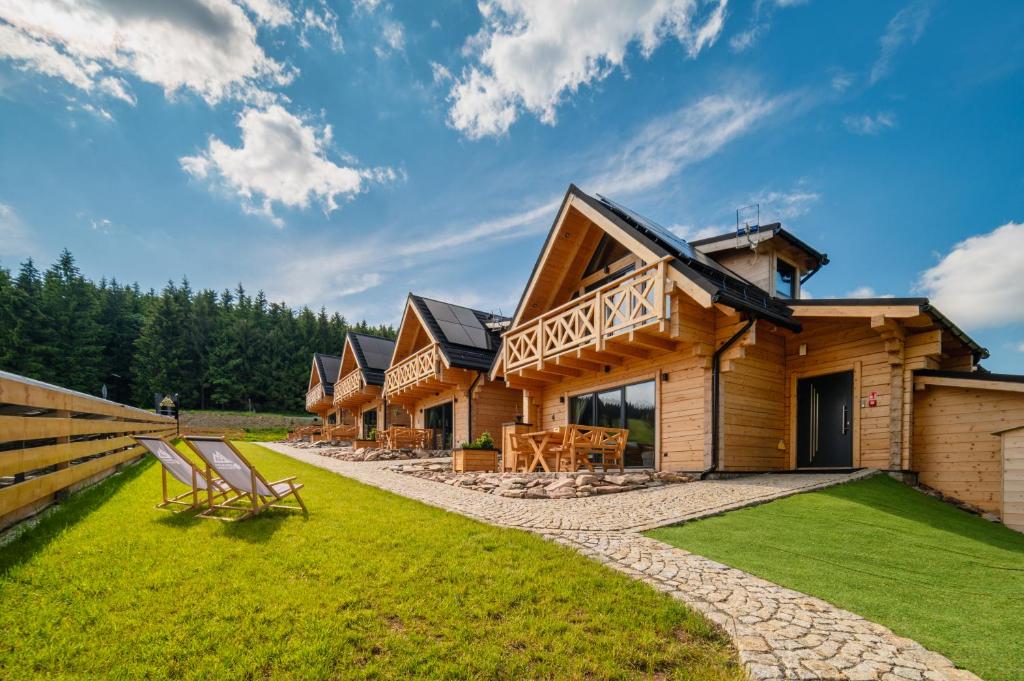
[[423, 401, 453, 449], [569, 380, 656, 468]]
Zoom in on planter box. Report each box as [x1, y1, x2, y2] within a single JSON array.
[[354, 439, 378, 449], [453, 448, 500, 473]]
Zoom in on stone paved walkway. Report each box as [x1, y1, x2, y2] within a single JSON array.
[[263, 442, 979, 681]]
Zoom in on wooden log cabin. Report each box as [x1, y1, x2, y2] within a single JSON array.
[[383, 294, 522, 449], [491, 184, 1024, 521], [333, 332, 411, 439], [305, 352, 345, 431]]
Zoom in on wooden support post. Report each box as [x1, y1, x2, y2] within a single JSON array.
[[53, 409, 70, 501]]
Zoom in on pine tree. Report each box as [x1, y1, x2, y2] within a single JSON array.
[[41, 251, 104, 393]]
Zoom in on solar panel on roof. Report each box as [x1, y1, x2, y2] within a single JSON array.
[[453, 306, 480, 326], [424, 298, 459, 324], [437, 320, 474, 346], [595, 194, 736, 277]]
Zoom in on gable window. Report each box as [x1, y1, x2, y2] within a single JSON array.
[[775, 258, 797, 299]]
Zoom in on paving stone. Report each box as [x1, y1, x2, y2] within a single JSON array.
[[262, 443, 981, 681]]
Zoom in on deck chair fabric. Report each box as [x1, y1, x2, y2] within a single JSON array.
[[135, 435, 229, 510], [185, 436, 307, 521]]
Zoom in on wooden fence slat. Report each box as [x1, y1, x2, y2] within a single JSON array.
[[0, 446, 146, 517], [0, 416, 170, 443], [0, 371, 175, 423], [0, 436, 139, 477]]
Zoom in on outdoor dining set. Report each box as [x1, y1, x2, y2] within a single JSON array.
[[507, 425, 629, 473]]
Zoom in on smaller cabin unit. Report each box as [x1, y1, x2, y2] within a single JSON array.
[[383, 295, 522, 449], [492, 185, 1024, 526], [333, 332, 411, 439], [305, 353, 345, 427]]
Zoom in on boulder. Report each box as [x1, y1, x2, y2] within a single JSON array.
[[575, 474, 600, 487], [524, 487, 549, 499], [545, 478, 576, 492]]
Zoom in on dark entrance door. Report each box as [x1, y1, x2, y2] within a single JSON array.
[[423, 402, 453, 449], [361, 408, 377, 439], [797, 371, 853, 468]]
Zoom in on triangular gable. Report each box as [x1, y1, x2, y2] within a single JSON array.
[[339, 336, 360, 379], [389, 296, 446, 368], [510, 185, 711, 329], [306, 356, 321, 392]]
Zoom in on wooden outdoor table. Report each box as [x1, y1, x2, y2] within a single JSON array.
[[520, 430, 558, 472]]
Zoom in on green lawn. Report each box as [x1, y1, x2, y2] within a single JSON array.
[[647, 475, 1024, 681], [0, 443, 741, 680]]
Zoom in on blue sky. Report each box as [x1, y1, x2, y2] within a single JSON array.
[[1, 1, 1022, 370]]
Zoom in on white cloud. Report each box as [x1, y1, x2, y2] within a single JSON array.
[[0, 202, 37, 261], [917, 221, 1024, 329], [180, 105, 398, 226], [729, 0, 806, 53], [430, 61, 454, 85], [845, 286, 894, 299], [0, 0, 291, 106], [300, 3, 344, 52], [590, 93, 779, 196], [870, 2, 930, 85], [749, 188, 820, 222], [375, 20, 406, 57], [354, 0, 383, 13], [843, 111, 896, 135], [830, 71, 853, 93], [238, 0, 293, 27], [447, 0, 728, 139], [1016, 342, 1024, 353]]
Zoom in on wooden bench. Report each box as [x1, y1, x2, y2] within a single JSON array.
[[379, 427, 433, 450]]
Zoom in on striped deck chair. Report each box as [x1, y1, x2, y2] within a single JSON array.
[[135, 435, 230, 512], [184, 436, 308, 521]]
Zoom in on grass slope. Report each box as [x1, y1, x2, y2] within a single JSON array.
[[648, 475, 1024, 681], [0, 443, 741, 680]]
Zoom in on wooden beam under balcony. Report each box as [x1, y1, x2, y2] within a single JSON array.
[[535, 362, 581, 378], [554, 355, 603, 371], [504, 374, 548, 391], [576, 347, 624, 366], [602, 339, 651, 359], [628, 330, 678, 352]]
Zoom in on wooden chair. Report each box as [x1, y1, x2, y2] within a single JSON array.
[[559, 426, 628, 472], [185, 436, 308, 522], [135, 435, 231, 512], [507, 433, 533, 472]]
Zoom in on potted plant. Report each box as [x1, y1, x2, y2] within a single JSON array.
[[453, 431, 500, 472]]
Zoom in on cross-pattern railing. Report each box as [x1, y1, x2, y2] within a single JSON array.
[[383, 344, 440, 396], [305, 383, 327, 411], [333, 369, 364, 405], [504, 258, 670, 372]]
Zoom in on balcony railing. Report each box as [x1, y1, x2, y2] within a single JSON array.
[[383, 344, 440, 396], [305, 383, 327, 411], [333, 369, 364, 405], [503, 258, 670, 372]]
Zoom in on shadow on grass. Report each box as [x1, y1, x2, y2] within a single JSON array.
[[0, 456, 154, 577], [815, 476, 1024, 554], [219, 511, 290, 543]]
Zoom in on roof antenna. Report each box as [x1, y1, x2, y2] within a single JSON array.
[[736, 203, 760, 251]]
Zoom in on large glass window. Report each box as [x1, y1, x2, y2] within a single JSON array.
[[569, 380, 656, 468], [775, 258, 797, 299], [361, 408, 377, 439], [423, 402, 453, 449]]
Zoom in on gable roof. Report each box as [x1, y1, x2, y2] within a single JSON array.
[[312, 353, 341, 395], [345, 332, 396, 386], [405, 294, 509, 372], [690, 224, 830, 270], [510, 185, 800, 331]]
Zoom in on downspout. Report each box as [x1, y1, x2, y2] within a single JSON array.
[[703, 317, 756, 479], [466, 371, 484, 444]]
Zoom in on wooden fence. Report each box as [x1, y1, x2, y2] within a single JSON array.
[[0, 370, 175, 530]]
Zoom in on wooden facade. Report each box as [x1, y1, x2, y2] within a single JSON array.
[[333, 333, 410, 439], [488, 185, 1024, 526], [305, 353, 346, 437], [383, 295, 521, 449]]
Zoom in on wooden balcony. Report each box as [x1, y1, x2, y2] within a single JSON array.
[[333, 369, 380, 409], [383, 343, 473, 404], [502, 258, 677, 386], [305, 383, 332, 413]]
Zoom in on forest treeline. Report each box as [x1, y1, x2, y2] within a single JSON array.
[[0, 250, 395, 413]]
